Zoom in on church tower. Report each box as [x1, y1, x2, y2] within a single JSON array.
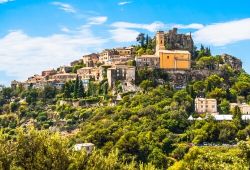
[[156, 31, 165, 55]]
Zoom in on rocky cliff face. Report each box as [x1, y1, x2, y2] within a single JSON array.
[[220, 54, 242, 71], [164, 28, 194, 52]]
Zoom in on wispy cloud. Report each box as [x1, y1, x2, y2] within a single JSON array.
[[87, 16, 108, 25], [193, 18, 250, 46], [110, 21, 203, 42], [174, 23, 204, 29], [111, 21, 165, 32], [118, 1, 131, 6], [0, 0, 14, 4], [0, 27, 108, 81], [60, 26, 71, 33], [111, 21, 204, 32], [52, 2, 76, 14]]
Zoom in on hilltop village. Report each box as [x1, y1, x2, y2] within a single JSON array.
[[10, 28, 248, 117], [1, 28, 250, 169], [12, 28, 194, 91]]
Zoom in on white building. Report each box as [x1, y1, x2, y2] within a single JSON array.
[[188, 115, 250, 121], [73, 143, 95, 154]]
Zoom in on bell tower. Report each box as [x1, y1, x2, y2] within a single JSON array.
[[156, 31, 165, 55]]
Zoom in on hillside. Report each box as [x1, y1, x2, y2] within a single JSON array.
[[0, 29, 250, 169]]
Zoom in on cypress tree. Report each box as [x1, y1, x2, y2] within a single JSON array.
[[78, 80, 85, 98], [64, 82, 71, 98], [74, 75, 79, 98]]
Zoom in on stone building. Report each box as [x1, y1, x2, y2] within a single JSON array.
[[58, 66, 72, 73], [77, 67, 100, 80], [116, 47, 135, 57], [195, 98, 218, 114], [11, 80, 21, 89], [42, 69, 57, 78], [230, 103, 250, 114], [70, 59, 82, 67], [99, 47, 134, 64], [73, 143, 95, 154], [164, 28, 194, 52], [99, 49, 120, 64], [52, 73, 78, 82], [98, 65, 112, 81], [135, 55, 160, 68], [107, 65, 135, 88], [82, 53, 99, 67]]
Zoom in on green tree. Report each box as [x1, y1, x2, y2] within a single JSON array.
[[64, 82, 71, 98], [219, 99, 230, 114], [74, 76, 79, 99], [136, 33, 145, 47], [139, 80, 153, 92], [78, 80, 85, 98]]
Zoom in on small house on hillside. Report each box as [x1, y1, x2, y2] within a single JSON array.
[[73, 143, 95, 154]]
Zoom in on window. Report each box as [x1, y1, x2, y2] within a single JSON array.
[[167, 56, 169, 59]]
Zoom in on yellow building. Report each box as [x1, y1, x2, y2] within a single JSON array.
[[155, 31, 191, 70], [159, 50, 191, 70]]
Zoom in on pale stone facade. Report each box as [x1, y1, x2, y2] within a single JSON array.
[[73, 143, 95, 154], [107, 65, 135, 88], [42, 70, 57, 78], [230, 103, 250, 114], [135, 55, 160, 68], [99, 49, 120, 64], [52, 73, 78, 82], [77, 67, 99, 80], [156, 31, 165, 55], [59, 66, 72, 73], [99, 48, 134, 64], [82, 53, 99, 67], [116, 47, 134, 57], [195, 98, 217, 114]]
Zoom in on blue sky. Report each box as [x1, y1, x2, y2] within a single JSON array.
[[1, 0, 250, 85]]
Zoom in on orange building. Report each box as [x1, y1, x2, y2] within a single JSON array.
[[156, 30, 191, 70], [159, 50, 191, 70]]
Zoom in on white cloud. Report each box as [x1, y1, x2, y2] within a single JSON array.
[[110, 21, 204, 42], [87, 16, 108, 25], [173, 23, 204, 29], [52, 2, 76, 14], [118, 1, 131, 6], [193, 18, 250, 46], [109, 28, 139, 42], [111, 21, 204, 32], [0, 0, 14, 4], [111, 21, 165, 32], [60, 26, 70, 33], [0, 28, 108, 81]]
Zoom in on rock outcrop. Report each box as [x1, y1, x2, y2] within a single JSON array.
[[220, 54, 242, 71]]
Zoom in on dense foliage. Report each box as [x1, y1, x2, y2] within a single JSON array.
[[0, 45, 250, 169]]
